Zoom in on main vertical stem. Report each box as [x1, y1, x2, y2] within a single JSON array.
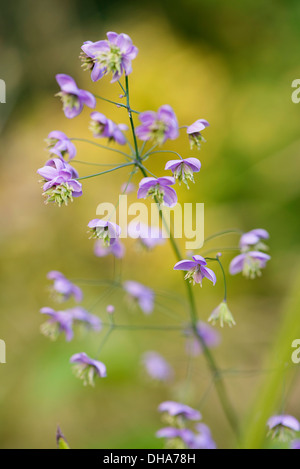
[[125, 77, 240, 441]]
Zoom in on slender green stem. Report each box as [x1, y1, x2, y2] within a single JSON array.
[[100, 323, 183, 332], [70, 138, 133, 160], [206, 256, 227, 302], [125, 76, 141, 164], [117, 80, 126, 95], [76, 162, 134, 181], [142, 149, 183, 160], [201, 246, 240, 257], [73, 160, 125, 167], [141, 143, 158, 159], [94, 94, 139, 114], [204, 229, 243, 245]]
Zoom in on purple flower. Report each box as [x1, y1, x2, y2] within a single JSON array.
[[158, 401, 201, 421], [121, 182, 136, 194], [267, 415, 300, 442], [128, 222, 165, 250], [156, 427, 195, 449], [88, 219, 121, 246], [106, 305, 115, 314], [55, 74, 96, 118], [70, 352, 107, 386], [89, 112, 128, 145], [142, 351, 173, 382], [137, 176, 177, 207], [165, 158, 201, 187], [47, 271, 83, 302], [185, 321, 220, 356], [45, 131, 76, 161], [174, 255, 216, 286], [94, 238, 125, 258], [40, 307, 74, 342], [81, 32, 138, 83], [268, 415, 300, 432], [68, 307, 102, 331], [240, 228, 270, 251], [187, 119, 210, 150], [229, 251, 271, 279], [208, 301, 236, 328], [291, 440, 300, 449], [123, 280, 154, 314], [37, 158, 82, 206], [136, 105, 179, 145], [191, 423, 217, 450]]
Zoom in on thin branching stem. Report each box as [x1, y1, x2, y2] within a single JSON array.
[[124, 76, 240, 441]]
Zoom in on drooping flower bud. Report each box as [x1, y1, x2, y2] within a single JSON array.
[[208, 301, 236, 328]]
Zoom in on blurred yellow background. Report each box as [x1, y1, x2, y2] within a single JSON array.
[[1, 0, 300, 449]]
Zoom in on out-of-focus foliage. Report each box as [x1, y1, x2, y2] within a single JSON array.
[[0, 0, 300, 449]]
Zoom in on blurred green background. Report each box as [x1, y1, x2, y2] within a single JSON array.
[[1, 0, 300, 449]]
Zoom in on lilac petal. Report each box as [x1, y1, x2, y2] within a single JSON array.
[[56, 74, 79, 95], [249, 251, 271, 262], [90, 112, 107, 124], [48, 130, 68, 140], [47, 270, 64, 281], [122, 57, 133, 76], [268, 415, 300, 432], [138, 111, 156, 125], [201, 266, 217, 285], [116, 33, 133, 53], [66, 141, 76, 160], [229, 253, 246, 275], [37, 166, 58, 180], [91, 62, 106, 82], [158, 401, 201, 421], [187, 119, 210, 134], [88, 40, 110, 54], [184, 157, 201, 172], [72, 285, 83, 302], [88, 218, 107, 229], [138, 177, 157, 189], [113, 127, 126, 145], [40, 307, 56, 315], [157, 176, 176, 187], [64, 100, 83, 119], [126, 45, 138, 60], [252, 228, 269, 239], [107, 221, 121, 239], [106, 32, 118, 44], [164, 160, 182, 171], [78, 90, 96, 108], [174, 260, 196, 271], [68, 179, 81, 190], [192, 255, 207, 265], [240, 232, 261, 246], [163, 186, 177, 207]]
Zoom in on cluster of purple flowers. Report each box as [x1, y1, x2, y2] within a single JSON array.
[[37, 29, 275, 448], [40, 271, 105, 386], [157, 401, 216, 449]]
